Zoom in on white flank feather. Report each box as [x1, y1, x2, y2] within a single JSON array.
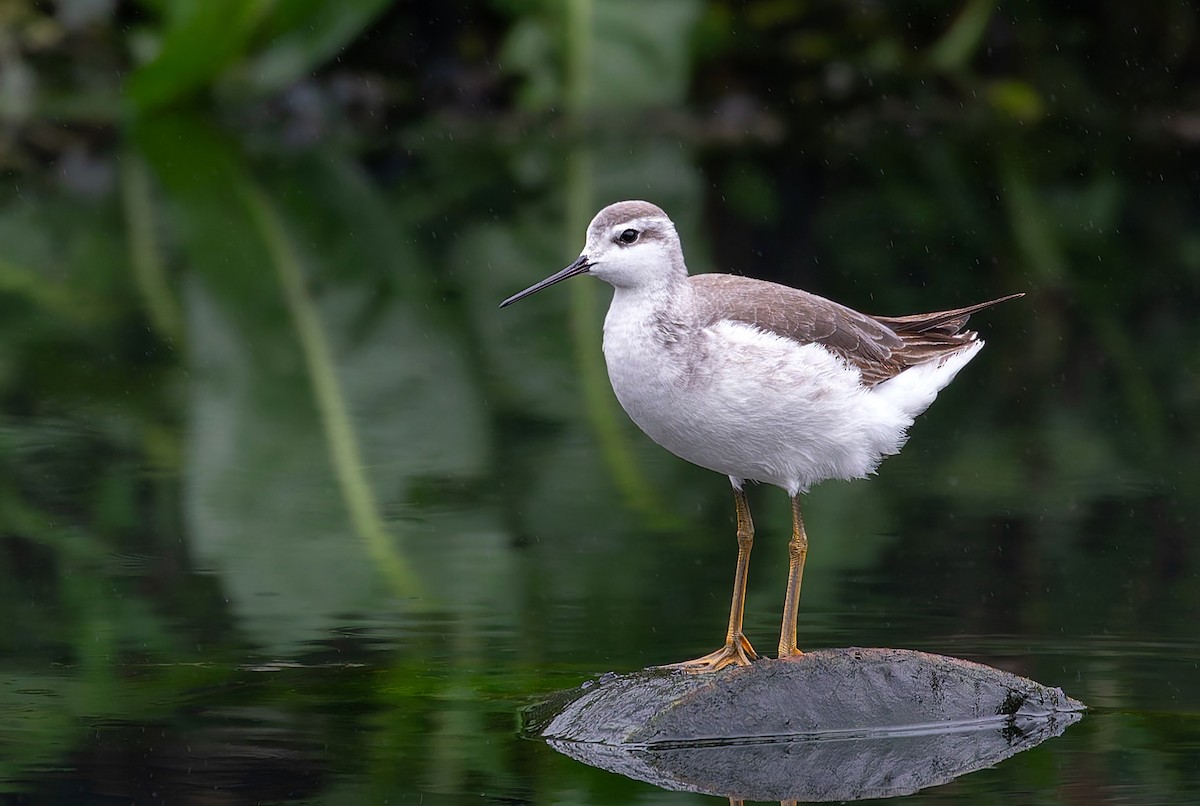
[[872, 339, 984, 420]]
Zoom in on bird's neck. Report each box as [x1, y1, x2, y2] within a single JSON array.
[[611, 269, 692, 316], [604, 273, 698, 358]]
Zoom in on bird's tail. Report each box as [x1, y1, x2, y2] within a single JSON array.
[[873, 293, 1024, 336], [872, 340, 984, 420]]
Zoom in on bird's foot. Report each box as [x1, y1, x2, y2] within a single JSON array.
[[776, 643, 804, 661], [660, 633, 759, 673]]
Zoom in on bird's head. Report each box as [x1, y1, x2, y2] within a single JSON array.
[[499, 200, 685, 308]]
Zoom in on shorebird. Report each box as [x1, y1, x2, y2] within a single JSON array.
[[500, 200, 1020, 672]]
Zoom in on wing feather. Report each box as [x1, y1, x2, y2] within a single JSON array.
[[689, 275, 1021, 386]]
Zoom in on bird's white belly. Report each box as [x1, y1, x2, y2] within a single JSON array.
[[603, 318, 912, 495]]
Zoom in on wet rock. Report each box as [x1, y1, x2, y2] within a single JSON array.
[[525, 648, 1084, 801]]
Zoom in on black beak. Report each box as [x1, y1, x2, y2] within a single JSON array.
[[499, 255, 593, 308]]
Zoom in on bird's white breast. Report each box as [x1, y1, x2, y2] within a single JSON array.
[[601, 288, 916, 495]]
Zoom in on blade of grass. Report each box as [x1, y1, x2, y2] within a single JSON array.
[[239, 180, 418, 595], [562, 0, 678, 528], [928, 0, 994, 72], [120, 152, 183, 342]]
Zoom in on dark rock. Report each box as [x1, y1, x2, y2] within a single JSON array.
[[525, 647, 1084, 801]]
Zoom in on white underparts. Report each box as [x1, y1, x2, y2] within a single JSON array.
[[603, 303, 982, 497]]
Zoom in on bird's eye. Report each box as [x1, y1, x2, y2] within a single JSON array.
[[617, 229, 639, 245]]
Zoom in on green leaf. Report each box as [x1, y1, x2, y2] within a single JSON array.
[[238, 0, 393, 93], [927, 0, 994, 72], [126, 0, 273, 109], [135, 113, 494, 648]]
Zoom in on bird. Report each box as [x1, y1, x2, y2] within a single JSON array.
[[500, 200, 1021, 672]]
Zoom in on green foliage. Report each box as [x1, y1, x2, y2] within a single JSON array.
[[126, 0, 273, 108], [127, 0, 390, 108], [496, 0, 704, 110]]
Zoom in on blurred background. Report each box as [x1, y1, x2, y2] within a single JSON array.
[[1, 0, 1198, 802]]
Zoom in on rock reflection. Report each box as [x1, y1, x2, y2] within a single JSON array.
[[526, 648, 1084, 803], [548, 712, 1080, 802]]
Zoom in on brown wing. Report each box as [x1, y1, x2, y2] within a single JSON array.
[[690, 274, 1021, 386], [690, 274, 905, 384]]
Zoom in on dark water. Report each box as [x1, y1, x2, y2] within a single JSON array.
[[0, 405, 1195, 801], [4, 2, 1200, 803]]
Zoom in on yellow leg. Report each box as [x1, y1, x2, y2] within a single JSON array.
[[777, 494, 808, 659], [663, 487, 759, 672]]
